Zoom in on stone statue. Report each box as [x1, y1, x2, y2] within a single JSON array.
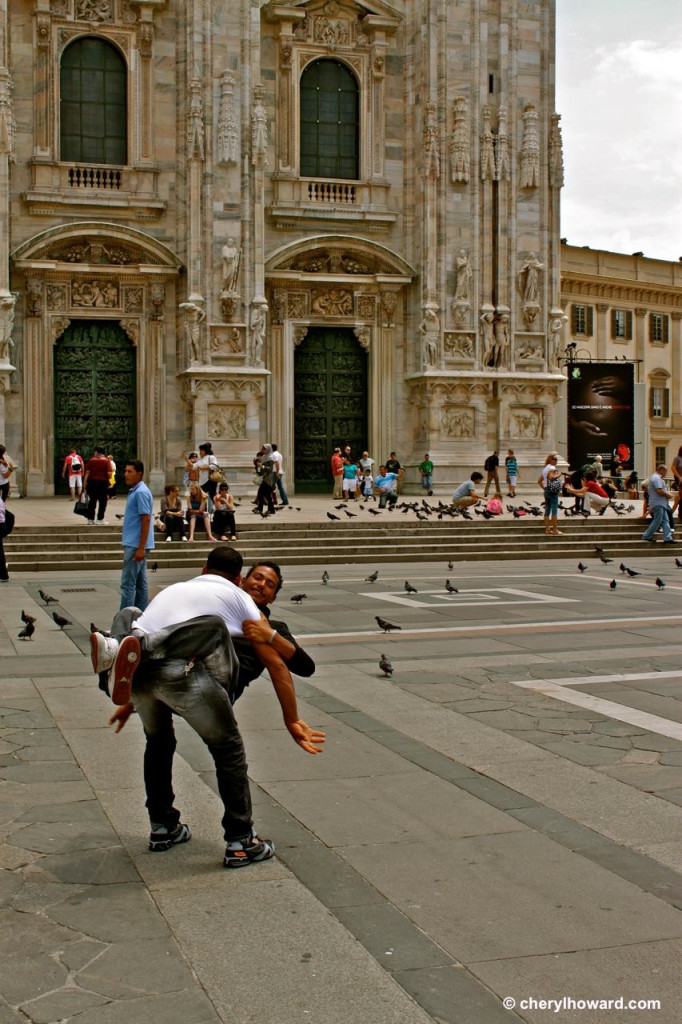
[[0, 293, 16, 363], [179, 300, 206, 363], [480, 106, 496, 182], [492, 314, 510, 368], [418, 308, 440, 366], [480, 309, 495, 365], [520, 103, 540, 188], [251, 87, 268, 163], [454, 249, 472, 301], [221, 238, 241, 293], [450, 96, 470, 184], [250, 304, 267, 365], [547, 313, 568, 366], [518, 252, 544, 304]]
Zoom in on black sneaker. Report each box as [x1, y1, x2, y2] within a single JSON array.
[[149, 822, 192, 852], [223, 831, 275, 868]]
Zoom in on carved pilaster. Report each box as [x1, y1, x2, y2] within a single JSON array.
[[450, 96, 470, 184], [217, 70, 238, 165], [520, 103, 540, 189]]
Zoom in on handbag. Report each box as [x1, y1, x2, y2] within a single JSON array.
[[73, 494, 89, 517], [545, 476, 562, 495], [208, 456, 226, 484]]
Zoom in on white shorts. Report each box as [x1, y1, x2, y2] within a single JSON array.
[[68, 474, 83, 488], [342, 478, 357, 493], [507, 474, 517, 487]]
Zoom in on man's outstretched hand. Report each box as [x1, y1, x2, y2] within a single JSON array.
[[287, 719, 326, 754], [108, 702, 135, 733]]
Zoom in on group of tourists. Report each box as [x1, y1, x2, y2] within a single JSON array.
[[329, 446, 437, 502]]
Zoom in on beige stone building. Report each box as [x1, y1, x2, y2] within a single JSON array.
[[559, 244, 682, 476], [2, 0, 567, 496]]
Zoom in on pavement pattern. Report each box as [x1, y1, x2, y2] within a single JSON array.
[[0, 546, 680, 1024]]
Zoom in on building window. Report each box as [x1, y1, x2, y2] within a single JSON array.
[[60, 37, 127, 165], [571, 303, 593, 337], [300, 59, 359, 180], [649, 313, 669, 344], [654, 445, 667, 466], [611, 309, 633, 340], [650, 386, 670, 418]]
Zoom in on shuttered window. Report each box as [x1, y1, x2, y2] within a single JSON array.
[[649, 313, 669, 343], [61, 37, 127, 165], [300, 59, 359, 180], [571, 303, 593, 336], [650, 387, 670, 418], [611, 309, 633, 340]]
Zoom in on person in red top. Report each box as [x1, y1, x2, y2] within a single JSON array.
[[565, 470, 610, 515], [330, 447, 343, 500], [62, 449, 84, 500], [83, 447, 114, 525]]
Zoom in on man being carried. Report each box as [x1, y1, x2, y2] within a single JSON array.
[[91, 546, 325, 867]]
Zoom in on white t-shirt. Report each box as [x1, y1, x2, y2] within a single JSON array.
[[134, 574, 260, 637], [194, 454, 218, 487], [541, 464, 558, 486], [271, 450, 283, 474]]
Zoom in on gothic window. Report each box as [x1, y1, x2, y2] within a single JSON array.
[[300, 59, 359, 180], [60, 37, 127, 165]]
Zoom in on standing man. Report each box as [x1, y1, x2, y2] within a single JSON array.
[[330, 447, 343, 499], [483, 450, 500, 496], [418, 453, 434, 496], [385, 451, 402, 493], [270, 444, 289, 505], [62, 448, 84, 500], [254, 444, 276, 515], [641, 465, 676, 544], [83, 447, 113, 525], [120, 460, 155, 610]]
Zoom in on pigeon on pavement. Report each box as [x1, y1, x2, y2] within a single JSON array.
[[151, 561, 159, 573], [404, 581, 418, 594], [52, 612, 72, 629], [365, 570, 379, 583], [600, 555, 613, 565], [655, 578, 665, 590], [18, 622, 35, 640], [625, 568, 642, 578], [375, 616, 401, 632], [368, 508, 381, 516], [21, 610, 36, 625], [447, 561, 454, 570], [327, 512, 340, 521], [379, 654, 393, 677], [321, 571, 329, 585], [675, 558, 682, 569], [609, 579, 617, 590], [290, 594, 307, 604], [39, 589, 57, 604], [445, 580, 459, 593], [577, 562, 588, 572], [344, 509, 357, 518]]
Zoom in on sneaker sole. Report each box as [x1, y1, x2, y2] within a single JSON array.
[[111, 635, 141, 705], [89, 632, 103, 674]]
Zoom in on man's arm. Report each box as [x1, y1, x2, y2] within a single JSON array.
[[135, 514, 151, 562], [250, 641, 325, 754], [243, 616, 316, 677]]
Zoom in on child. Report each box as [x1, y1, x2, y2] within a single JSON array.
[[362, 470, 374, 499], [486, 492, 503, 515]]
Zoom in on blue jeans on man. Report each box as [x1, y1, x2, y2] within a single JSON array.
[[120, 546, 149, 610], [276, 474, 289, 505], [642, 505, 673, 543]]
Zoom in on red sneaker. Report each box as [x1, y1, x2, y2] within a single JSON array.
[[111, 635, 142, 705]]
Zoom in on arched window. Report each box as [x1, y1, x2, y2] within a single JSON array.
[[300, 59, 359, 180], [60, 37, 127, 165]]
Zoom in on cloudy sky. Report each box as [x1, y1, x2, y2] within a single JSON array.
[[556, 0, 682, 262]]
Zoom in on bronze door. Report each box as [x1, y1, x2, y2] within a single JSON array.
[[294, 327, 368, 491], [54, 320, 137, 492]]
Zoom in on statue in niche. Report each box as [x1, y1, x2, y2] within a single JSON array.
[[492, 314, 510, 369], [450, 96, 470, 184], [251, 86, 268, 163], [495, 106, 510, 182], [480, 309, 495, 365], [250, 304, 267, 365], [0, 293, 16, 363], [179, 300, 206, 363], [518, 252, 544, 304], [454, 249, 472, 301], [480, 106, 496, 182], [221, 238, 241, 294], [418, 308, 440, 367], [547, 313, 568, 367]]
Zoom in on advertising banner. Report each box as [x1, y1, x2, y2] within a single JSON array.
[[567, 362, 634, 471]]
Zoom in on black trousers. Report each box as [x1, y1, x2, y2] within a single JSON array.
[[86, 479, 109, 522]]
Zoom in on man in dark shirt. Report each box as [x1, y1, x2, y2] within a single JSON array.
[[483, 450, 500, 497], [83, 447, 113, 525], [385, 451, 402, 494]]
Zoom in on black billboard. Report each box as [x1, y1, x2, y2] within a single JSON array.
[[567, 362, 635, 472]]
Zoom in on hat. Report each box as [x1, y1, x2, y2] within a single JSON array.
[[262, 444, 273, 452]]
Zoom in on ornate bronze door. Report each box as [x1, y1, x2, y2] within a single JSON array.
[[294, 327, 368, 492], [54, 320, 136, 491]]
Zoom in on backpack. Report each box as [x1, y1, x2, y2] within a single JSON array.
[[70, 457, 82, 473], [0, 508, 14, 537], [484, 455, 496, 472]]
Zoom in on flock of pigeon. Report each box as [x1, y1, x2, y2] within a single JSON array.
[[324, 498, 638, 522], [577, 545, 678, 591], [17, 588, 72, 640]]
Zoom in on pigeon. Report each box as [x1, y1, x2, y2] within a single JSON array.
[[404, 581, 418, 594], [52, 612, 72, 629], [90, 621, 109, 635], [625, 568, 642, 578], [321, 571, 329, 585], [577, 562, 588, 573], [375, 616, 401, 633], [290, 593, 307, 604], [461, 510, 473, 520], [609, 579, 617, 590], [368, 508, 381, 516], [18, 622, 35, 640], [327, 512, 340, 521], [21, 610, 36, 625], [344, 509, 357, 518], [115, 513, 125, 520], [150, 561, 159, 573], [365, 570, 379, 583], [445, 580, 459, 594], [447, 561, 454, 570], [619, 563, 628, 574], [595, 546, 605, 555], [655, 578, 665, 590], [39, 589, 57, 605], [415, 512, 428, 521], [675, 558, 682, 569], [334, 503, 347, 510], [600, 555, 613, 565], [379, 654, 393, 677]]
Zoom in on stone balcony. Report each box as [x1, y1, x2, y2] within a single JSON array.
[[23, 162, 166, 219], [268, 175, 396, 231]]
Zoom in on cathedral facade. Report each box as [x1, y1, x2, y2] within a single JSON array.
[[1, 0, 565, 495]]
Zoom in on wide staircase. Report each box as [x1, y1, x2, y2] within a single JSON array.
[[5, 515, 671, 573]]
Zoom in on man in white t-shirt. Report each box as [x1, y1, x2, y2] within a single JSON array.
[[92, 546, 325, 867], [270, 443, 289, 505]]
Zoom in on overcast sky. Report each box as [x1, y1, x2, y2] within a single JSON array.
[[556, 0, 682, 263]]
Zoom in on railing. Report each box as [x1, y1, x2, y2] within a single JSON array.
[[306, 180, 357, 204], [67, 166, 123, 190]]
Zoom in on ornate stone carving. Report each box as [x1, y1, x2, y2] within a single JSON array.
[[311, 288, 353, 316], [549, 113, 564, 189], [445, 333, 474, 358], [217, 71, 238, 164], [75, 0, 112, 23], [250, 303, 267, 366], [121, 2, 139, 24], [495, 106, 510, 182], [419, 306, 440, 367], [50, 0, 69, 15], [353, 326, 370, 352], [36, 15, 51, 48], [509, 407, 544, 440], [220, 293, 240, 323], [313, 4, 351, 48], [357, 294, 375, 319], [516, 337, 544, 361], [424, 102, 440, 180], [454, 249, 472, 301], [47, 285, 67, 311], [441, 405, 475, 439], [26, 279, 43, 317], [149, 283, 165, 319], [520, 103, 540, 188], [211, 327, 243, 354], [522, 305, 539, 331], [187, 79, 205, 161], [71, 280, 119, 308], [123, 287, 143, 313], [284, 249, 375, 274], [492, 313, 510, 369], [179, 299, 206, 364], [221, 238, 241, 293], [119, 318, 139, 345], [480, 308, 495, 364], [271, 289, 287, 325], [0, 68, 15, 162], [294, 326, 309, 347], [380, 290, 397, 327], [451, 302, 469, 327], [480, 106, 496, 182], [51, 317, 71, 342], [518, 251, 543, 328], [547, 312, 568, 367], [45, 239, 154, 265], [207, 403, 247, 440], [0, 294, 15, 364], [288, 293, 307, 319], [139, 23, 153, 58], [251, 84, 268, 164], [450, 96, 470, 184]]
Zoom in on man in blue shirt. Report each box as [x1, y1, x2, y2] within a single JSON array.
[[373, 465, 399, 508], [642, 464, 676, 544], [120, 459, 155, 610]]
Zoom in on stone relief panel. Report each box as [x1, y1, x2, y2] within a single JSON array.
[[310, 288, 353, 316], [287, 293, 308, 319], [71, 280, 120, 308], [46, 285, 67, 311], [207, 403, 247, 441], [356, 294, 376, 319], [508, 406, 544, 440], [440, 405, 476, 439], [123, 286, 143, 313], [516, 336, 544, 362], [444, 332, 475, 360], [210, 326, 244, 357]]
